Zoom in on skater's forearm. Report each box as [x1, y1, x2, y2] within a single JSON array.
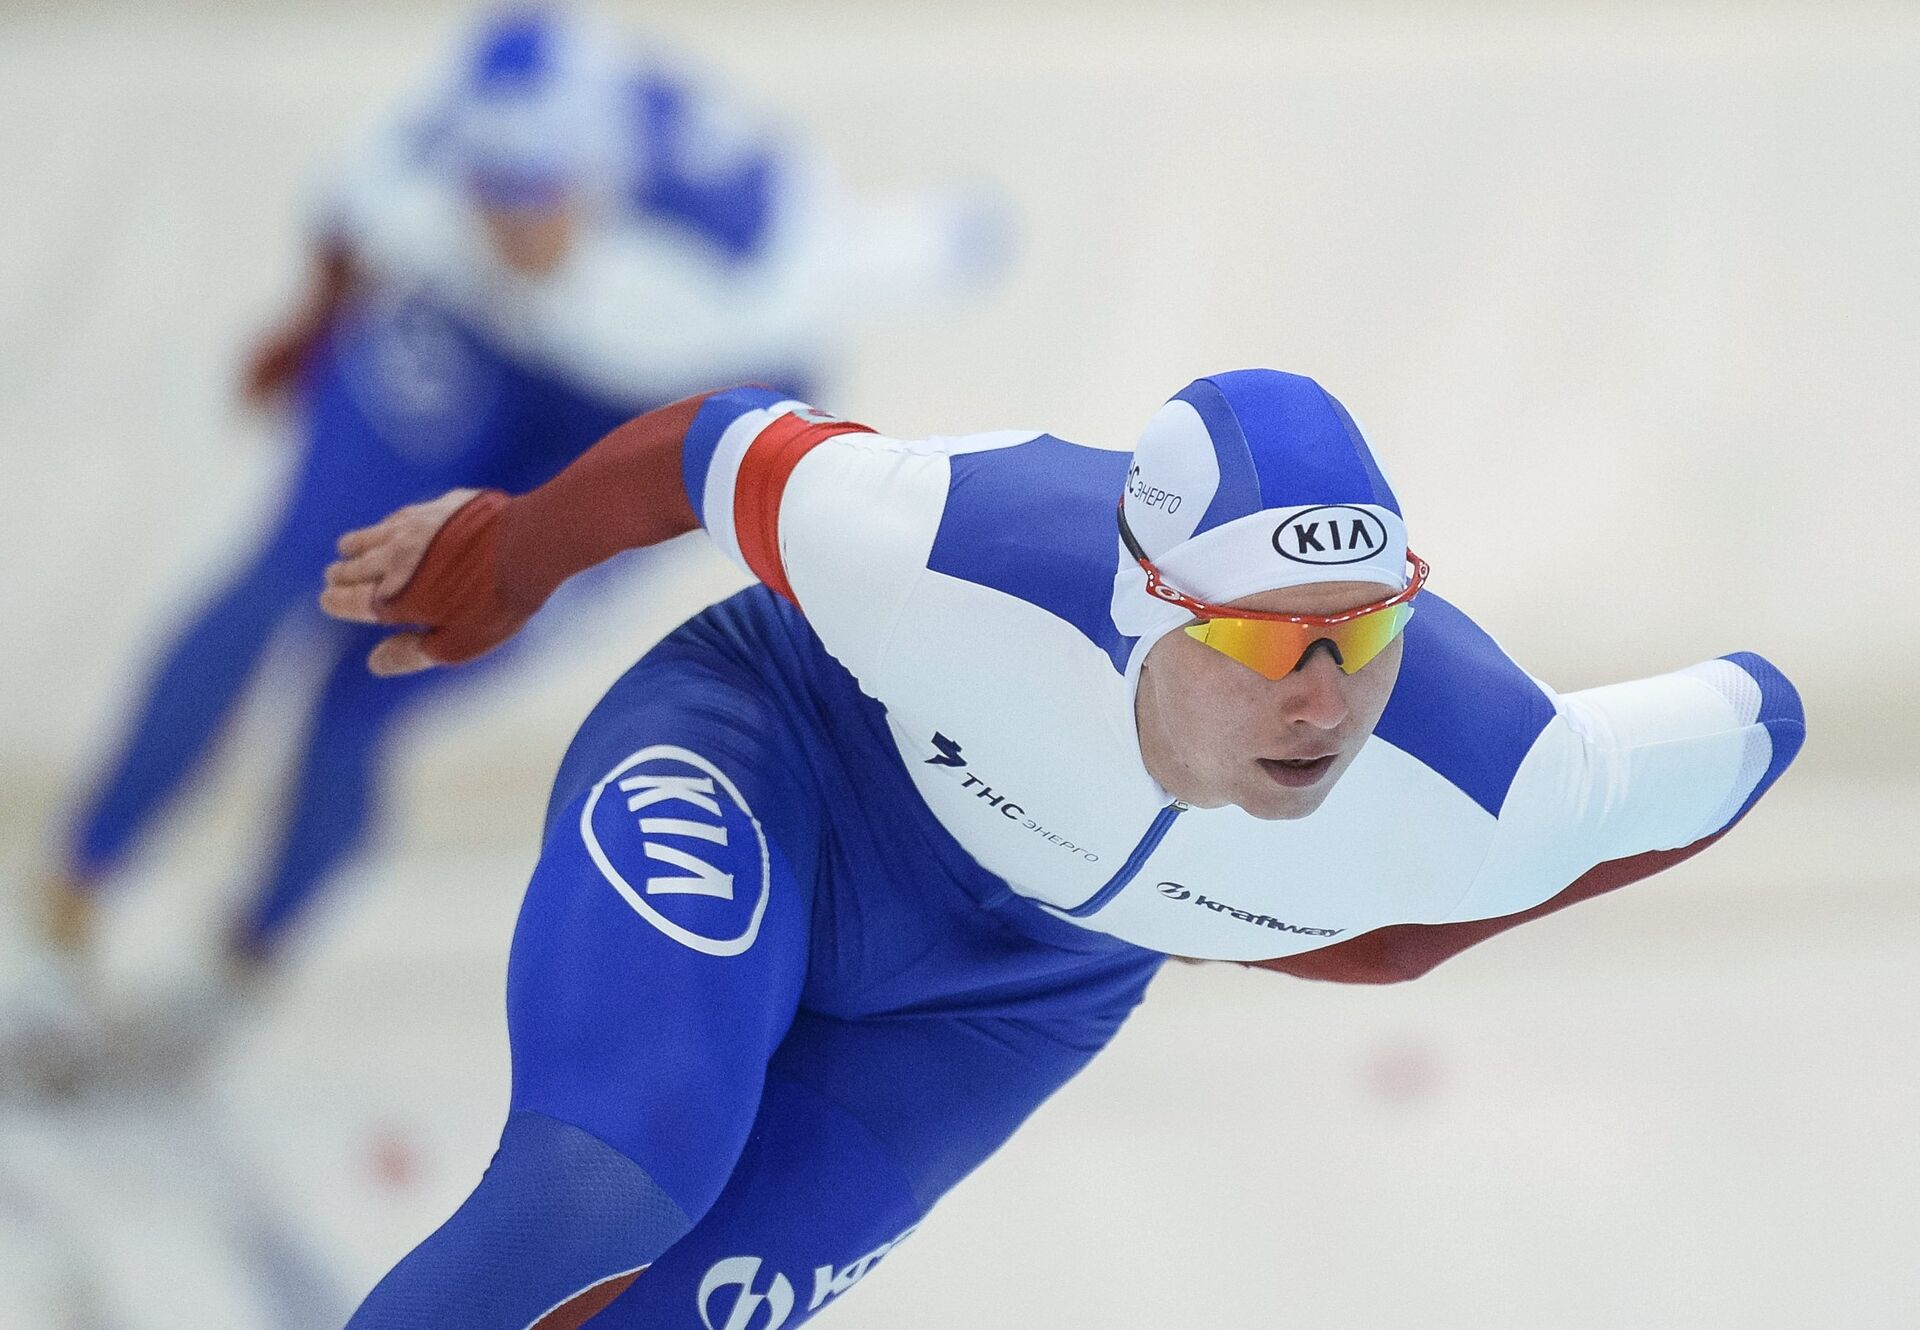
[[320, 393, 733, 670], [493, 391, 714, 612]]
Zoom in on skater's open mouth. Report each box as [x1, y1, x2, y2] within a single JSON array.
[[1257, 754, 1336, 788]]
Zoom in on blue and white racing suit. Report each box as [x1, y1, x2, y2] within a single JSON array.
[[345, 381, 1804, 1328]]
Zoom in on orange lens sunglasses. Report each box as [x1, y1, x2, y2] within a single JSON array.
[[1119, 501, 1428, 678]]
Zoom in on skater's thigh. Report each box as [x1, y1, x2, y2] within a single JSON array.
[[506, 647, 827, 1221]]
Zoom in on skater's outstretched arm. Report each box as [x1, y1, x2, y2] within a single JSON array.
[[321, 391, 710, 672], [1255, 654, 1805, 983], [321, 386, 870, 673]]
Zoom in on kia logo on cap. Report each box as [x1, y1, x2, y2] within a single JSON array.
[[1272, 505, 1389, 565]]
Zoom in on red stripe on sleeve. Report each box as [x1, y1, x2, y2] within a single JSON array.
[[731, 413, 874, 605]]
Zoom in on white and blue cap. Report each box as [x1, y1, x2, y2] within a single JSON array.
[[445, 6, 624, 209], [1112, 369, 1410, 647]]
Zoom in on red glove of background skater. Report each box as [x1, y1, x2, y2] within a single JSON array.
[[240, 241, 357, 408]]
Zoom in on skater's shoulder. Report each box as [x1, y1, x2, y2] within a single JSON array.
[[1373, 593, 1557, 817], [923, 432, 1133, 654]]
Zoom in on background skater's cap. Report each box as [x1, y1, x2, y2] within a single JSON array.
[[447, 7, 623, 209]]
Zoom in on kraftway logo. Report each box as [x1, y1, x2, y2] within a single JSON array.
[[698, 1225, 917, 1329], [1155, 881, 1345, 937], [1272, 505, 1387, 565]]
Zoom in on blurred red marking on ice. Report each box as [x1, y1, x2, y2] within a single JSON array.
[[368, 1123, 420, 1191], [1362, 1034, 1445, 1105]]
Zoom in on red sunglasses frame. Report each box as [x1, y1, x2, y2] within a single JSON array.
[[1117, 500, 1430, 627]]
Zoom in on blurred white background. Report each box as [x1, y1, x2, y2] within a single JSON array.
[[2, 2, 1915, 1327]]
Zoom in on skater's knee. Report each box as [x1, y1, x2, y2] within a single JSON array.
[[511, 1072, 763, 1226], [486, 1110, 694, 1252], [343, 1112, 691, 1328]]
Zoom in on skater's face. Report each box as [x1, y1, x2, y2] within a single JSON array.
[[1134, 581, 1404, 821], [479, 200, 578, 277]]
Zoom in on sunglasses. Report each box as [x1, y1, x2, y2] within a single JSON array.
[[1119, 501, 1429, 679]]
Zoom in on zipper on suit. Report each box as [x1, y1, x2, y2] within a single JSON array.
[[1063, 801, 1188, 918]]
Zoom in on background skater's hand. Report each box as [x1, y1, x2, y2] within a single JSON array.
[[239, 316, 328, 408], [239, 241, 356, 409]]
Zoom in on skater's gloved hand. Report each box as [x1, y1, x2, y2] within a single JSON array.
[[322, 488, 534, 675]]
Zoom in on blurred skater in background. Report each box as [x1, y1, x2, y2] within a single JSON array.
[[6, 2, 1007, 1080]]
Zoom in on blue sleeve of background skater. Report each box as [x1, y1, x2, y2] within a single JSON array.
[[681, 385, 796, 522], [344, 1110, 690, 1329], [1372, 594, 1558, 818], [1713, 651, 1807, 830], [629, 72, 781, 263]]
